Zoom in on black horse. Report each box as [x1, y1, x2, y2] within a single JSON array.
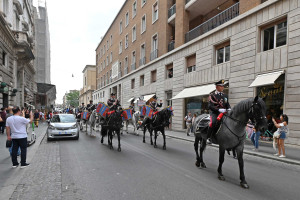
[[100, 108, 123, 151], [192, 96, 268, 189], [142, 108, 173, 150]]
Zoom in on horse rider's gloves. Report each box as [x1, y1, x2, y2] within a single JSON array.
[[227, 108, 231, 112], [218, 109, 226, 113]]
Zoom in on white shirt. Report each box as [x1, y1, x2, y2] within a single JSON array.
[[6, 115, 30, 139]]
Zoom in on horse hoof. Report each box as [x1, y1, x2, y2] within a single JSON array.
[[151, 142, 153, 145], [154, 145, 157, 148], [200, 162, 207, 168], [143, 140, 145, 143], [101, 139, 103, 144], [240, 182, 249, 189], [218, 175, 225, 181], [195, 161, 200, 167], [163, 146, 166, 150], [118, 148, 121, 152]]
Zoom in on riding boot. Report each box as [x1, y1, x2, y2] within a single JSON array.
[[207, 127, 213, 144]]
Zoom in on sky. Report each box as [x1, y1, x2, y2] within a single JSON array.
[[33, 0, 125, 104]]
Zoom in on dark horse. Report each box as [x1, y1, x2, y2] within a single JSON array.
[[100, 108, 123, 151], [192, 96, 267, 189], [142, 108, 173, 150]]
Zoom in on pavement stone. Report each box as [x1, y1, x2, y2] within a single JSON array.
[[9, 135, 62, 200]]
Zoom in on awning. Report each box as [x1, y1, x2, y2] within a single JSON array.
[[172, 84, 216, 100], [143, 94, 155, 102], [127, 97, 134, 102], [249, 71, 284, 87]]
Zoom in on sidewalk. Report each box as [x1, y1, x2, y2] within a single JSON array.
[[0, 122, 47, 200], [165, 129, 300, 166]]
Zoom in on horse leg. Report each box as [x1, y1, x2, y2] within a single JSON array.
[[162, 129, 166, 150], [218, 147, 226, 181], [150, 127, 153, 145], [199, 138, 207, 168], [236, 146, 249, 189], [117, 130, 121, 152], [194, 136, 201, 167], [143, 127, 146, 143], [154, 130, 158, 148], [110, 131, 114, 149]]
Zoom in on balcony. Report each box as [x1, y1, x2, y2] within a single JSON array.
[[150, 49, 158, 61], [168, 41, 175, 52], [139, 57, 146, 66], [185, 2, 239, 43], [13, 31, 35, 60], [168, 4, 176, 25], [131, 63, 136, 71]]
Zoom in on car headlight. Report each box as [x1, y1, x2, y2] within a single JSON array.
[[48, 125, 55, 130], [71, 124, 77, 129]]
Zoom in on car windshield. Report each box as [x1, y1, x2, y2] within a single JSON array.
[[51, 115, 76, 123]]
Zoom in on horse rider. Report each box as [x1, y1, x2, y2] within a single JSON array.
[[87, 100, 96, 112], [137, 95, 162, 130], [207, 79, 231, 144], [107, 93, 121, 111], [80, 103, 85, 110], [129, 99, 135, 113]]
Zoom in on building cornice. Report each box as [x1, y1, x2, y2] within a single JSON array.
[[82, 65, 96, 73]]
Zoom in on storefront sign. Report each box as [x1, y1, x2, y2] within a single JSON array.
[[259, 84, 283, 98]]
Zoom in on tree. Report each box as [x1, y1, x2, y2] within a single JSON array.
[[66, 90, 79, 107]]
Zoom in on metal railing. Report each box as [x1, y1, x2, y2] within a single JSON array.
[[150, 49, 158, 61], [131, 63, 136, 71], [168, 4, 176, 18], [168, 41, 175, 52], [185, 2, 239, 43], [139, 57, 146, 66]]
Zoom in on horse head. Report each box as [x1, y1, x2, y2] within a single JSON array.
[[248, 96, 268, 133], [159, 108, 173, 128]]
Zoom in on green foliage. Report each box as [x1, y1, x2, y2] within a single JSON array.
[[66, 90, 79, 107]]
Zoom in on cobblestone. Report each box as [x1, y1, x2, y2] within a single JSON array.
[[10, 138, 62, 200]]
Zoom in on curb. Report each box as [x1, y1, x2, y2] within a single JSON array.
[[166, 134, 300, 166]]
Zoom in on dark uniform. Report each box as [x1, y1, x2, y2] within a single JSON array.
[[207, 80, 231, 142], [107, 96, 121, 111], [87, 101, 96, 112], [149, 100, 162, 112]]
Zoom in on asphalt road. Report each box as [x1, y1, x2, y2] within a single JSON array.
[[57, 128, 300, 200]]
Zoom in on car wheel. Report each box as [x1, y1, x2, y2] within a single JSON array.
[[74, 134, 79, 140], [47, 137, 52, 141]]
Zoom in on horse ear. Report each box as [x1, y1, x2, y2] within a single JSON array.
[[254, 96, 259, 102]]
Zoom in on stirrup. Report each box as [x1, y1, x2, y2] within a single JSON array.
[[207, 138, 212, 144]]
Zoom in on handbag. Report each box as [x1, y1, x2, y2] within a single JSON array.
[[6, 140, 12, 148], [273, 130, 281, 138]]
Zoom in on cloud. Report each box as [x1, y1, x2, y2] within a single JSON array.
[[34, 0, 125, 104]]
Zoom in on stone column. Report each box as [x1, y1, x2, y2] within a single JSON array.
[[175, 0, 190, 48]]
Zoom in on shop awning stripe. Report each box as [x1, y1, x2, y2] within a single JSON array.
[[127, 97, 134, 102], [172, 84, 216, 100], [249, 71, 284, 88], [143, 94, 155, 102]]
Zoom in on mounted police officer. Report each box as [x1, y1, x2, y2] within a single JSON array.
[[137, 95, 162, 130], [107, 93, 121, 111], [87, 100, 96, 112], [129, 99, 135, 113], [207, 79, 231, 144]]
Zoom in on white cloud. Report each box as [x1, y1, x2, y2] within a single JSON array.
[[34, 0, 125, 104]]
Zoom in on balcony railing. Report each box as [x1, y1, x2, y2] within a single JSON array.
[[139, 57, 146, 66], [185, 2, 239, 43], [150, 49, 158, 61], [168, 4, 176, 18], [131, 63, 136, 71], [168, 41, 175, 52]]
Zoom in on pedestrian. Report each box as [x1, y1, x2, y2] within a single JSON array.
[[184, 112, 192, 136], [6, 106, 14, 118], [191, 113, 197, 133], [273, 114, 289, 158], [251, 127, 261, 151], [34, 110, 39, 127], [0, 107, 7, 134], [6, 106, 33, 168]]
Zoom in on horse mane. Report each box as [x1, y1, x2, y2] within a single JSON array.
[[232, 97, 265, 116]]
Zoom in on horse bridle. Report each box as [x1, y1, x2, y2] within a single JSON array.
[[248, 102, 266, 128]]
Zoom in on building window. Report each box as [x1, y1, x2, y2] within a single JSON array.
[[110, 52, 113, 63], [151, 70, 157, 83], [125, 34, 129, 49], [104, 45, 106, 52], [132, 1, 137, 18], [104, 60, 106, 68], [152, 2, 158, 23], [131, 79, 135, 89], [125, 12, 129, 27], [2, 51, 7, 67], [166, 91, 173, 107], [140, 43, 146, 66], [150, 34, 158, 60], [140, 75, 145, 86], [186, 54, 196, 73], [141, 15, 146, 34], [119, 41, 123, 54], [120, 20, 123, 34], [125, 57, 128, 74], [166, 64, 173, 79], [3, 0, 8, 15], [141, 0, 147, 7], [262, 20, 287, 51], [216, 42, 230, 64], [15, 13, 20, 30], [132, 51, 136, 70], [132, 25, 136, 42], [107, 40, 109, 50], [106, 56, 109, 66], [85, 77, 87, 86], [118, 62, 122, 78], [110, 35, 113, 46]]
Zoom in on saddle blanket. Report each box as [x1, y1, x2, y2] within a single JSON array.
[[81, 111, 89, 120], [140, 105, 154, 119], [96, 102, 110, 117], [122, 108, 133, 121]]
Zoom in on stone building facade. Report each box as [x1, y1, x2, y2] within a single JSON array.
[[79, 65, 96, 106], [94, 0, 300, 144]]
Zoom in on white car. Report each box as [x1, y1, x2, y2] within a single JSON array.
[[47, 114, 79, 141]]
